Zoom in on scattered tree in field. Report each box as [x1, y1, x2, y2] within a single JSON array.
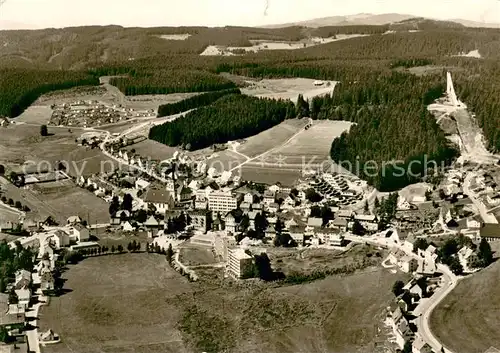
[[413, 238, 429, 253], [448, 256, 463, 275], [8, 290, 18, 304], [295, 94, 310, 118], [352, 220, 366, 236], [111, 245, 116, 253], [166, 244, 174, 263], [478, 238, 493, 267], [392, 280, 405, 296], [40, 125, 48, 136], [14, 201, 22, 209], [253, 253, 273, 281], [402, 340, 412, 353], [0, 165, 4, 175], [121, 194, 133, 212], [117, 244, 124, 253]]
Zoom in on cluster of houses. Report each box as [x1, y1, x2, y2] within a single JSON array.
[[309, 173, 365, 206], [50, 100, 154, 128], [387, 276, 435, 353], [0, 223, 76, 351]]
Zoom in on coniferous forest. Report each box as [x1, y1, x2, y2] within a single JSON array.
[[149, 94, 295, 150], [1, 22, 500, 189], [157, 88, 241, 117]]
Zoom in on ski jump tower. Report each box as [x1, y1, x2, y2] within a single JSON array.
[[446, 72, 466, 108]]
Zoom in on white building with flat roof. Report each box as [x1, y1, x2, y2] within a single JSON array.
[[208, 190, 237, 213], [227, 248, 254, 279]]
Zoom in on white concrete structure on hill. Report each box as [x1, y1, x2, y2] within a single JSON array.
[[227, 248, 254, 279]]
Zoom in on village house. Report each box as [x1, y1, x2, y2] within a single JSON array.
[[262, 190, 276, 206], [111, 210, 131, 225], [267, 202, 280, 214], [144, 215, 160, 229], [134, 178, 150, 190], [288, 225, 306, 246], [188, 209, 210, 233], [412, 335, 433, 353], [142, 187, 175, 213], [265, 225, 276, 240], [47, 230, 70, 248], [69, 224, 90, 242], [351, 214, 378, 232], [224, 212, 238, 234], [176, 185, 193, 203], [243, 192, 255, 204], [122, 221, 135, 232], [0, 294, 25, 332], [327, 217, 348, 230], [281, 195, 297, 210], [66, 215, 81, 225], [316, 228, 346, 247]]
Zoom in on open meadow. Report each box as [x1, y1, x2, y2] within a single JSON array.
[[178, 244, 218, 267], [0, 123, 118, 176], [28, 180, 110, 224], [264, 120, 353, 166], [34, 81, 196, 112], [236, 119, 308, 158], [430, 242, 500, 353], [39, 254, 193, 353], [39, 249, 405, 353], [237, 120, 353, 185], [242, 78, 337, 103]]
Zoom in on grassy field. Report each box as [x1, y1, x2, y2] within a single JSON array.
[[124, 139, 179, 162], [28, 180, 110, 224], [236, 119, 308, 158], [14, 106, 53, 124], [241, 78, 336, 103], [236, 120, 353, 185], [40, 254, 193, 353], [39, 250, 405, 353], [240, 165, 302, 187], [178, 244, 217, 267], [430, 242, 500, 353], [179, 267, 404, 353], [267, 244, 386, 276], [265, 120, 353, 166], [0, 123, 118, 176]]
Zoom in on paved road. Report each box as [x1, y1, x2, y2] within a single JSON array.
[[463, 172, 498, 224], [414, 265, 458, 353], [345, 231, 457, 352], [26, 299, 43, 353]]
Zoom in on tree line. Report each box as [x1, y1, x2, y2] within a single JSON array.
[[323, 72, 458, 191], [0, 68, 99, 118], [149, 94, 296, 150], [109, 69, 237, 96], [157, 88, 241, 117]]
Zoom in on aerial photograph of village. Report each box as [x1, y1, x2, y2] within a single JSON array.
[[0, 0, 499, 352]]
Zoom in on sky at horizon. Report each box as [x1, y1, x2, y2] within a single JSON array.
[[0, 0, 499, 29]]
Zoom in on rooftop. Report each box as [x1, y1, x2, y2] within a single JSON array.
[[228, 247, 252, 260]]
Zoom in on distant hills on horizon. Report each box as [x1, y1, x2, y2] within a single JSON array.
[[263, 13, 500, 29], [2, 12, 500, 31]]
